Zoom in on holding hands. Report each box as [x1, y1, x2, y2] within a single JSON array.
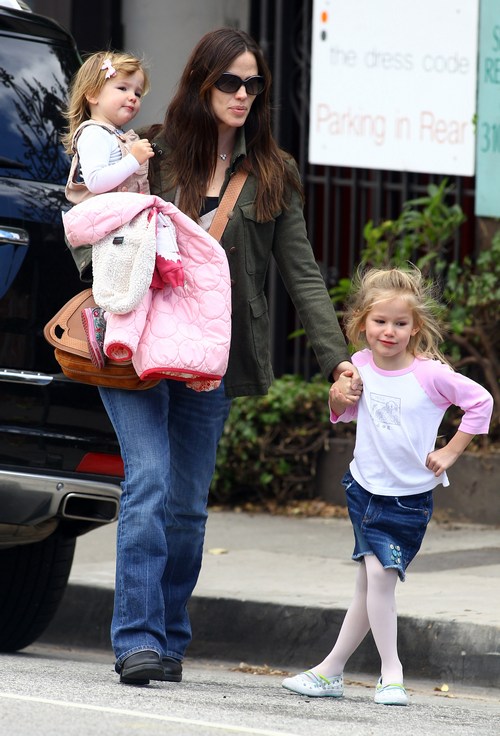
[[329, 363, 363, 417]]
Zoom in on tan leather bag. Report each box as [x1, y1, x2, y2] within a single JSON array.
[[43, 289, 159, 390]]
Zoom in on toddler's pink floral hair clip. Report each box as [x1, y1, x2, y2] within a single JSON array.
[[101, 59, 117, 79]]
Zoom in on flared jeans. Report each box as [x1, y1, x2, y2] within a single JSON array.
[[99, 379, 231, 665]]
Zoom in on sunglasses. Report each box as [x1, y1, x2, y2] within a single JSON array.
[[214, 73, 265, 96]]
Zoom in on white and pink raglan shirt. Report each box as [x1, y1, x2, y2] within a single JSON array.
[[331, 349, 494, 497]]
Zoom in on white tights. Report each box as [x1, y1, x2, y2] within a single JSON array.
[[311, 555, 403, 685]]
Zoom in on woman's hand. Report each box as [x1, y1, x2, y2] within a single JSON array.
[[329, 365, 363, 416], [332, 361, 362, 391]]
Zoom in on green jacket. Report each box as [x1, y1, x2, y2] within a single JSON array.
[[148, 128, 350, 398]]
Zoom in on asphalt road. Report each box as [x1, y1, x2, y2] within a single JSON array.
[[1, 645, 499, 735]]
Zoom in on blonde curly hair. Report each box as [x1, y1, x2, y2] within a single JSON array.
[[344, 265, 450, 365], [61, 50, 150, 154]]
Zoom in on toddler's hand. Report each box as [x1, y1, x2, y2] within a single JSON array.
[[426, 446, 460, 477], [130, 138, 155, 165]]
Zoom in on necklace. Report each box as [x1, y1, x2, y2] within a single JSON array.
[[218, 153, 228, 161]]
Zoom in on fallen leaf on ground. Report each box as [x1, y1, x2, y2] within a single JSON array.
[[232, 662, 291, 676], [434, 683, 450, 693]]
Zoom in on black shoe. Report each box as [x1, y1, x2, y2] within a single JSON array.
[[161, 656, 183, 682], [118, 650, 165, 685]]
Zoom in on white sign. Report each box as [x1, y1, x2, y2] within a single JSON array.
[[309, 0, 479, 175]]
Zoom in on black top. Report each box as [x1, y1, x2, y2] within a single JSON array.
[[200, 196, 218, 217]]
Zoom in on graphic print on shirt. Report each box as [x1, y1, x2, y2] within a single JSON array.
[[370, 392, 401, 430]]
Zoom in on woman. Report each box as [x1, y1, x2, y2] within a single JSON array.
[[100, 27, 361, 685]]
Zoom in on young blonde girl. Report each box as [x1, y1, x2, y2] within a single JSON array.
[[283, 266, 493, 706], [62, 51, 181, 367], [61, 50, 153, 171]]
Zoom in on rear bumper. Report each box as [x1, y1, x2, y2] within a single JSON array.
[[0, 468, 121, 528]]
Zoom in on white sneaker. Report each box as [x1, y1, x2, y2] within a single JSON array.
[[374, 677, 408, 706], [282, 670, 344, 697]]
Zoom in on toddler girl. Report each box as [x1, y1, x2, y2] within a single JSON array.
[[282, 266, 493, 706], [62, 51, 182, 367]]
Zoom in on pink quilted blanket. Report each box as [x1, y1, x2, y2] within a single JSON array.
[[63, 192, 232, 388]]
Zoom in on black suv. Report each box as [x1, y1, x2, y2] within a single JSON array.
[[0, 5, 122, 651]]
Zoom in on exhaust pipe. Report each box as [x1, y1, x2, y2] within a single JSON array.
[[61, 493, 119, 523]]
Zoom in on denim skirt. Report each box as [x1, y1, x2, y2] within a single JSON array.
[[342, 471, 433, 581]]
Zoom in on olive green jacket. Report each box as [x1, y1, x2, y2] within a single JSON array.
[[147, 128, 350, 398]]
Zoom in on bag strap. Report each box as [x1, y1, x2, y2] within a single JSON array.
[[208, 169, 248, 242], [43, 289, 95, 357]]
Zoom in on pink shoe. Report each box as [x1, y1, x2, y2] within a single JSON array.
[[81, 307, 106, 369], [105, 343, 133, 362]]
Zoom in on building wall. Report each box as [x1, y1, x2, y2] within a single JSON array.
[[30, 0, 70, 27]]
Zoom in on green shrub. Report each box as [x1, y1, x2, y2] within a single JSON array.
[[361, 179, 466, 274], [210, 374, 341, 506], [443, 232, 500, 433]]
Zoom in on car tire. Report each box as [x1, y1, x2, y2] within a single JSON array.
[[0, 531, 76, 652]]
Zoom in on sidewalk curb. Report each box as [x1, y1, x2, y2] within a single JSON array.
[[40, 583, 500, 688]]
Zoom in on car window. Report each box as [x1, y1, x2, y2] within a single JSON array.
[[0, 34, 78, 184]]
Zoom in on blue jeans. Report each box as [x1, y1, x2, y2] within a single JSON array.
[[99, 379, 231, 665]]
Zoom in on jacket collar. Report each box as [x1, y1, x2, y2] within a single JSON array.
[[229, 127, 247, 171]]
